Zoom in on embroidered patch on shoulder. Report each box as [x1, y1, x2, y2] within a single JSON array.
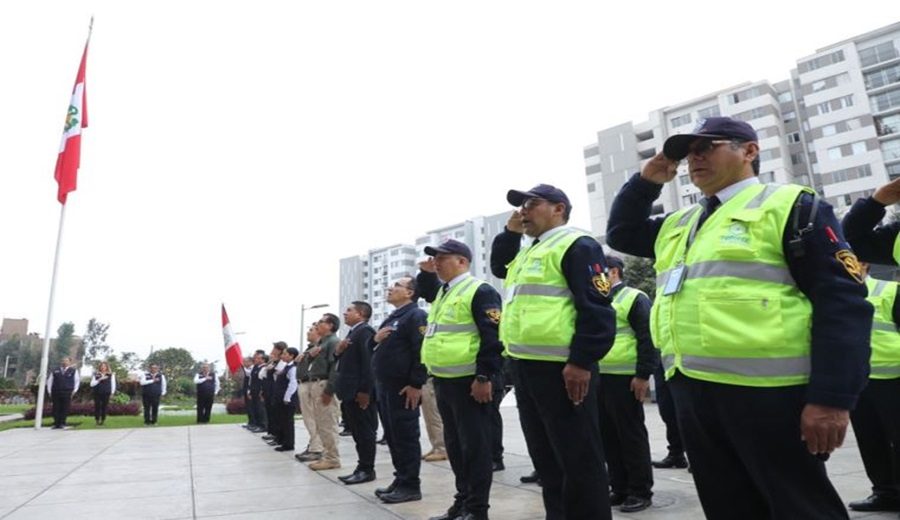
[[835, 249, 864, 284], [592, 274, 611, 296], [486, 309, 501, 324], [418, 325, 427, 336]]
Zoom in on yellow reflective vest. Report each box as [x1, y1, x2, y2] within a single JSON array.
[[865, 277, 900, 379], [651, 183, 814, 387], [599, 285, 644, 375], [421, 275, 485, 378], [500, 227, 591, 362]]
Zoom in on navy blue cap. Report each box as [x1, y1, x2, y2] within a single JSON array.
[[663, 117, 758, 160], [507, 184, 571, 210], [424, 239, 472, 261], [605, 254, 625, 271]]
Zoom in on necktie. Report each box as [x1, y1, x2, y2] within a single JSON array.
[[440, 283, 450, 298], [697, 195, 721, 229]]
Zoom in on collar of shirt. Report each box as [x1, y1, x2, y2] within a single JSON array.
[[387, 301, 418, 320], [712, 177, 760, 205], [536, 225, 571, 243], [348, 321, 363, 333], [443, 272, 471, 291]]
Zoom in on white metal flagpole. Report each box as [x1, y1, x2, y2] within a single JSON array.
[[34, 203, 67, 429]]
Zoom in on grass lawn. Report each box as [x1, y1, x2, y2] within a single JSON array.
[[0, 413, 246, 432], [0, 404, 30, 415]]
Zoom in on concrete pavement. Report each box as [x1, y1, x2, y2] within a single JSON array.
[[0, 400, 894, 519]]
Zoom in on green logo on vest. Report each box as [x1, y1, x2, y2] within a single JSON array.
[[721, 221, 750, 246]]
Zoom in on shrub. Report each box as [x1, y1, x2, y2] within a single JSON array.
[[111, 392, 131, 405], [225, 398, 246, 415], [23, 401, 140, 420]]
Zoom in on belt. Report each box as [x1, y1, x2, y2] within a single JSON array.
[[301, 377, 325, 383]]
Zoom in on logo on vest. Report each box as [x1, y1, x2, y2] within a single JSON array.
[[720, 221, 750, 246], [525, 258, 543, 274]]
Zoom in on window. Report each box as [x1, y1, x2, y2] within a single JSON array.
[[587, 182, 596, 193], [585, 163, 602, 175], [851, 142, 867, 155], [812, 80, 827, 92], [865, 63, 900, 90], [758, 149, 779, 162], [671, 114, 692, 127], [859, 41, 898, 68], [679, 175, 691, 186], [584, 146, 600, 158], [698, 105, 721, 119], [783, 111, 796, 122], [877, 114, 900, 136], [682, 193, 701, 205], [759, 171, 775, 183], [887, 162, 900, 179], [790, 153, 804, 165], [729, 86, 765, 104], [884, 138, 900, 162], [838, 95, 853, 109], [798, 50, 845, 73], [787, 132, 801, 144], [777, 91, 793, 103], [871, 89, 900, 112], [821, 124, 837, 136]]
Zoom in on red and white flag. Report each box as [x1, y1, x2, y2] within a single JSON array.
[[221, 304, 244, 374], [54, 27, 91, 205]]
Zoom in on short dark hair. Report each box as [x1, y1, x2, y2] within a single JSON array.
[[321, 313, 340, 332], [254, 349, 266, 357], [262, 354, 270, 362], [606, 254, 625, 276], [285, 347, 300, 359], [352, 301, 372, 320], [272, 341, 287, 352]]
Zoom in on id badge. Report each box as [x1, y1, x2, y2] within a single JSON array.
[[662, 264, 687, 296], [425, 323, 436, 337]]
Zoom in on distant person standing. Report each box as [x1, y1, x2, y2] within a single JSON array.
[[90, 361, 115, 426], [194, 363, 220, 424], [274, 347, 300, 453], [247, 350, 268, 432], [140, 364, 166, 425], [48, 357, 79, 429], [241, 356, 253, 429], [261, 342, 286, 443]]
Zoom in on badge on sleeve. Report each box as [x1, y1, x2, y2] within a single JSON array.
[[592, 273, 611, 296], [835, 249, 865, 284], [486, 309, 501, 324], [418, 325, 428, 336]]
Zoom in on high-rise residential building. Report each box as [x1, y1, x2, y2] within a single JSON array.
[[585, 22, 900, 244], [338, 211, 513, 327]]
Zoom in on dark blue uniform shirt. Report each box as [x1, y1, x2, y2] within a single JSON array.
[[841, 196, 900, 265], [607, 173, 871, 410], [370, 302, 428, 390]]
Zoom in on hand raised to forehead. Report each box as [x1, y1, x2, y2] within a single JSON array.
[[641, 152, 679, 185]]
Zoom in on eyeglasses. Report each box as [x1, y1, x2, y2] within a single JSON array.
[[687, 139, 740, 156], [392, 282, 412, 290], [520, 198, 548, 211]]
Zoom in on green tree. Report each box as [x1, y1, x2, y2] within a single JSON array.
[[145, 347, 196, 379], [52, 322, 76, 368], [82, 318, 111, 364], [623, 255, 657, 300]]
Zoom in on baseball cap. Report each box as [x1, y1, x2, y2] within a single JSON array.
[[424, 239, 472, 261], [663, 117, 758, 161], [605, 254, 625, 271], [507, 184, 572, 211]]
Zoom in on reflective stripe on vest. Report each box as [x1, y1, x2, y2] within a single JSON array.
[[422, 276, 484, 378], [866, 277, 900, 380], [599, 286, 642, 375], [651, 183, 814, 387], [500, 227, 591, 362]]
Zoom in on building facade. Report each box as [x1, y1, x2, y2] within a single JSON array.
[[585, 22, 900, 244]]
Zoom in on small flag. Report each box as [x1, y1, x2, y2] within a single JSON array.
[[54, 22, 92, 205], [221, 304, 243, 374]]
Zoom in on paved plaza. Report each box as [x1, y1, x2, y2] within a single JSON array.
[[0, 400, 895, 520]]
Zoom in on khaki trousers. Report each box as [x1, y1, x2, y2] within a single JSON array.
[[310, 380, 340, 464], [299, 381, 324, 453], [421, 378, 446, 453]]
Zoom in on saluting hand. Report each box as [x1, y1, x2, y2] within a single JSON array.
[[562, 363, 591, 406], [800, 403, 849, 455], [641, 152, 679, 185], [399, 385, 421, 409], [506, 210, 525, 234], [873, 177, 900, 206], [418, 258, 436, 273]]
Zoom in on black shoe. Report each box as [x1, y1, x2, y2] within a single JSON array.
[[295, 451, 322, 462], [620, 496, 652, 513], [261, 434, 275, 441], [519, 471, 539, 484], [848, 494, 900, 512], [492, 460, 505, 472], [339, 428, 353, 437], [429, 504, 464, 520], [375, 482, 398, 498], [651, 454, 688, 469], [266, 440, 280, 446], [340, 470, 376, 485], [379, 488, 422, 504], [274, 446, 293, 452], [377, 436, 387, 445], [609, 491, 627, 506]]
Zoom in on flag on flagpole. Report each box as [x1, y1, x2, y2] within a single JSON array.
[[221, 304, 244, 374], [54, 26, 91, 205]]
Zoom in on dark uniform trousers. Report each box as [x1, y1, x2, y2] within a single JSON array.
[[278, 401, 296, 450], [514, 359, 611, 520], [669, 374, 849, 519], [598, 374, 653, 499], [248, 394, 266, 429], [490, 373, 507, 464], [653, 362, 684, 457], [341, 398, 378, 473], [376, 382, 422, 491], [196, 393, 214, 423], [51, 391, 72, 427], [434, 376, 493, 516], [143, 394, 161, 424], [850, 378, 900, 499]]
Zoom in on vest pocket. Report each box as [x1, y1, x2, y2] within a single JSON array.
[[698, 292, 784, 356]]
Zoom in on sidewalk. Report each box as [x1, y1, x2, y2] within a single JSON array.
[[0, 401, 893, 519]]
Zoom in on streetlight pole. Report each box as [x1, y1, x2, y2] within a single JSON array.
[[300, 303, 329, 348]]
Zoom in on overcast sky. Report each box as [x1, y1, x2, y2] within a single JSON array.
[[0, 1, 893, 370]]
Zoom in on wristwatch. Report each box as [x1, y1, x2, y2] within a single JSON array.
[[475, 375, 490, 383]]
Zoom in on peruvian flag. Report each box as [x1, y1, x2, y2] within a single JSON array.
[[221, 304, 244, 374], [54, 30, 90, 205]]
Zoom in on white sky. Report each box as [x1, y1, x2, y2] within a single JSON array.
[[0, 1, 894, 368]]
